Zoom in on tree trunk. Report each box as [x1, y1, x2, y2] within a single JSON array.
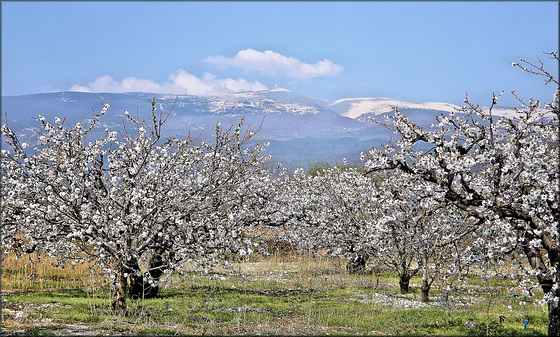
[[346, 253, 368, 275], [549, 302, 560, 336], [128, 250, 167, 300], [547, 285, 560, 336], [399, 275, 410, 294], [112, 272, 128, 315], [522, 232, 560, 336], [129, 272, 155, 300], [421, 278, 431, 303]]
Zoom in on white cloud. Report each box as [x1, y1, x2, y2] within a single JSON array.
[[204, 49, 343, 79], [69, 70, 268, 95]]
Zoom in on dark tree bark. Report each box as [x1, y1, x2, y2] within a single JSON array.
[[129, 257, 161, 299], [548, 287, 560, 337], [128, 244, 171, 300], [129, 273, 156, 300], [521, 231, 560, 336], [399, 274, 411, 294], [421, 277, 432, 303], [346, 253, 369, 275], [112, 269, 128, 315]]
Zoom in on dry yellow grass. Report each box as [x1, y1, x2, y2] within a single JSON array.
[[1, 248, 403, 294], [1, 252, 106, 292]]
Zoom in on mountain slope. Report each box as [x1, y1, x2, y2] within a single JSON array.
[[328, 97, 461, 122], [2, 90, 489, 168]]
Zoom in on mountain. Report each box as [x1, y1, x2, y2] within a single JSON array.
[[328, 97, 460, 122], [0, 89, 496, 169]]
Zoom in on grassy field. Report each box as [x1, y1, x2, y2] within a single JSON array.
[[1, 252, 549, 336]]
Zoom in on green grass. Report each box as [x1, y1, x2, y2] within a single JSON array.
[[20, 329, 56, 336], [2, 255, 550, 336]]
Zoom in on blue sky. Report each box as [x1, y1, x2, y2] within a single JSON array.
[[2, 1, 558, 106]]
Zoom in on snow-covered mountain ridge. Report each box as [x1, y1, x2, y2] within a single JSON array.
[[328, 97, 461, 120]]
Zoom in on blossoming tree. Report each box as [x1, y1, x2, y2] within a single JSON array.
[[365, 169, 480, 298], [270, 164, 476, 299], [363, 52, 559, 334], [1, 98, 274, 314], [274, 164, 378, 260]]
